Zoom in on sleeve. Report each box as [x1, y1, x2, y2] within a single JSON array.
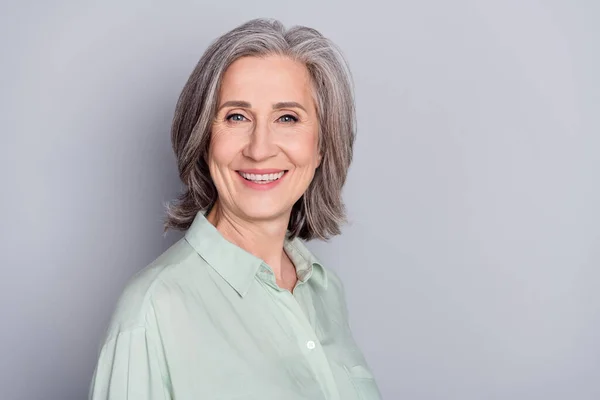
[[89, 327, 171, 400]]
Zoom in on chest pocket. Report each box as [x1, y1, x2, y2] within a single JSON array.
[[344, 364, 382, 400]]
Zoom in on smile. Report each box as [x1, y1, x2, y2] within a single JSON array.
[[238, 171, 286, 184]]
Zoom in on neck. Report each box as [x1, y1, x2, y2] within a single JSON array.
[[206, 202, 291, 278]]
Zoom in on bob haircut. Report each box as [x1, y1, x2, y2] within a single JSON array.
[[165, 18, 356, 240]]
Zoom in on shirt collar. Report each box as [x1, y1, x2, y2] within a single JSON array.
[[184, 212, 328, 297], [284, 237, 328, 289], [184, 212, 262, 297]]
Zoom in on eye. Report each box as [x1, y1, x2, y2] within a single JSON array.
[[277, 114, 298, 123], [226, 113, 248, 122]]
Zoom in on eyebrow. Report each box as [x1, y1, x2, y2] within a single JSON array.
[[217, 100, 307, 112], [218, 100, 251, 111], [273, 102, 307, 112]]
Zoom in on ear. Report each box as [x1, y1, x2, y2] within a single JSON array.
[[316, 152, 323, 168]]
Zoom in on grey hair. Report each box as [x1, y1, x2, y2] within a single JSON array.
[[165, 18, 355, 241]]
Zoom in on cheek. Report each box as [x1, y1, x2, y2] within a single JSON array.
[[287, 130, 320, 166], [209, 129, 242, 167]]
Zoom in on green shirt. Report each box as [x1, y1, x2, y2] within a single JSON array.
[[89, 212, 381, 400]]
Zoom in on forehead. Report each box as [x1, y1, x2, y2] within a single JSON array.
[[219, 55, 314, 105]]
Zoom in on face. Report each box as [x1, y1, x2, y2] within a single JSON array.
[[208, 55, 321, 223]]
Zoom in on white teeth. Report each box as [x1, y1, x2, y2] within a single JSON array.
[[239, 171, 285, 183]]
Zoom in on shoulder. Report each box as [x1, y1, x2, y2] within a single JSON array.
[[102, 237, 205, 340], [324, 265, 343, 290], [322, 265, 348, 309]]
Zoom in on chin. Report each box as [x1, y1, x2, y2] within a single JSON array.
[[237, 201, 292, 222]]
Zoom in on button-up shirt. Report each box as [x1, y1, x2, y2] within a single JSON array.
[[89, 212, 381, 399]]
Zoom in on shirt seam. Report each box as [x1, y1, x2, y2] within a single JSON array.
[[105, 255, 194, 341]]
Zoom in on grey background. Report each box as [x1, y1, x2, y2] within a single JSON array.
[[1, 0, 598, 399]]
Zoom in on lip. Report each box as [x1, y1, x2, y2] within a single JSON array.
[[237, 168, 286, 174], [236, 169, 288, 191]]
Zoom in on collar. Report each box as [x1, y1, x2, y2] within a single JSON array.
[[284, 237, 328, 289], [184, 212, 328, 297]]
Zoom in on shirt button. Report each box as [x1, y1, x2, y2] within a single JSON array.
[[306, 340, 316, 350]]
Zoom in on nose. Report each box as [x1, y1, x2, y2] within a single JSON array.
[[242, 119, 278, 161]]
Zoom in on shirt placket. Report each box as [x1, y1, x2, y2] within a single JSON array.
[[257, 264, 340, 400]]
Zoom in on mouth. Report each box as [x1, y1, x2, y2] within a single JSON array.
[[237, 170, 288, 184]]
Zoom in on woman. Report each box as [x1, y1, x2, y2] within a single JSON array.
[[90, 18, 381, 400]]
